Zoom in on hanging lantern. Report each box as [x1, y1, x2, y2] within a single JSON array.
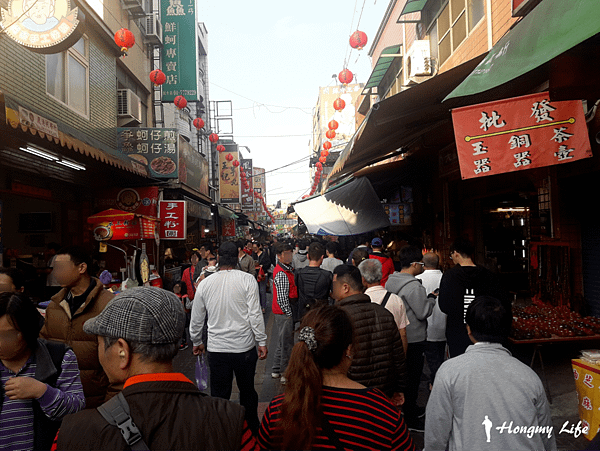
[[328, 119, 339, 130], [149, 69, 166, 86], [338, 68, 353, 85], [333, 98, 346, 111], [316, 162, 323, 170], [323, 141, 332, 150], [216, 144, 226, 153], [232, 160, 240, 167], [325, 129, 336, 140], [174, 95, 187, 109], [114, 28, 135, 54], [319, 156, 326, 163], [193, 118, 205, 130], [225, 153, 233, 162], [349, 30, 368, 50], [321, 150, 329, 158], [209, 133, 219, 143]]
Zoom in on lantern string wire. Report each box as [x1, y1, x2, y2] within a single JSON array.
[[210, 82, 312, 114]]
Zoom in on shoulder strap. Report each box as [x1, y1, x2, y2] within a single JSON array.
[[381, 291, 392, 309], [42, 340, 69, 387], [321, 415, 344, 450], [97, 392, 150, 451]]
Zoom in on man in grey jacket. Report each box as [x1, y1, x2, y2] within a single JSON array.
[[425, 296, 556, 451], [386, 245, 435, 431]]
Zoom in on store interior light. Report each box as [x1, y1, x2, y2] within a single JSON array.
[[56, 159, 86, 171], [20, 146, 58, 161], [493, 207, 529, 212]]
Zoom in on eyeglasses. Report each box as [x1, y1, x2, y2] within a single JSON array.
[[412, 262, 425, 267]]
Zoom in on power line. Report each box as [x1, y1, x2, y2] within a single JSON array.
[[210, 82, 313, 114]]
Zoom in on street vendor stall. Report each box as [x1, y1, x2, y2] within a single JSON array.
[[87, 208, 160, 291]]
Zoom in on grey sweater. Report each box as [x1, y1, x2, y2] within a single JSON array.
[[425, 343, 557, 451], [385, 272, 435, 343]]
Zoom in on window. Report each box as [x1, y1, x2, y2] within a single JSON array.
[[429, 0, 485, 66], [46, 37, 89, 117]]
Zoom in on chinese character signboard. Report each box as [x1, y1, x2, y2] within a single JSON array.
[[253, 167, 266, 214], [452, 92, 592, 180], [241, 158, 254, 211], [117, 128, 179, 178], [159, 200, 186, 240], [161, 0, 199, 102], [218, 143, 239, 204], [97, 187, 159, 217], [179, 137, 209, 196], [572, 359, 599, 440]]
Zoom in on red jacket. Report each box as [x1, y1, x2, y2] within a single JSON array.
[[370, 252, 395, 286], [272, 263, 297, 315]]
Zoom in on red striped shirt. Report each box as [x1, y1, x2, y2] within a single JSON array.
[[258, 386, 414, 450]]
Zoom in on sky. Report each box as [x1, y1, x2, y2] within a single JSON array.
[[198, 0, 390, 207]]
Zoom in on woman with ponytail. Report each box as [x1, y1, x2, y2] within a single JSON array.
[[258, 305, 414, 450]]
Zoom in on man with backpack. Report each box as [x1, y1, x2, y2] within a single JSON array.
[[294, 242, 332, 323]]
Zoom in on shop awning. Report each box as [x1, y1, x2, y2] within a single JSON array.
[[397, 0, 428, 22], [293, 177, 390, 236], [445, 0, 600, 101], [1, 91, 147, 176], [217, 205, 238, 219], [87, 209, 135, 223], [328, 54, 486, 185], [362, 45, 402, 95]]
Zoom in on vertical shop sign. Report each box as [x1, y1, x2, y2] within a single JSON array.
[[241, 158, 254, 211], [253, 167, 266, 215], [218, 144, 240, 204], [117, 128, 179, 178], [452, 92, 592, 180], [159, 200, 187, 239], [161, 0, 199, 102]]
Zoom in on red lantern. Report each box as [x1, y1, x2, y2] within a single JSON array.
[[328, 119, 339, 130], [349, 30, 368, 50], [333, 98, 346, 111], [193, 118, 205, 130], [316, 162, 322, 169], [216, 144, 226, 152], [209, 133, 219, 143], [174, 95, 187, 109], [323, 141, 332, 150], [325, 129, 336, 140], [338, 69, 353, 85], [114, 28, 135, 54], [321, 150, 329, 157], [226, 153, 233, 162], [232, 160, 240, 167], [149, 69, 166, 86], [319, 156, 326, 163]]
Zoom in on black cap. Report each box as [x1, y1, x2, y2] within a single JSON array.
[[219, 241, 238, 257]]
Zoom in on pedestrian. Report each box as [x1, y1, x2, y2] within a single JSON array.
[[271, 242, 296, 385], [369, 237, 395, 286], [386, 245, 436, 431], [237, 239, 256, 276], [181, 250, 201, 300], [39, 245, 116, 408], [320, 241, 343, 272], [0, 267, 26, 293], [252, 242, 271, 313], [415, 252, 445, 388], [359, 258, 409, 354], [190, 241, 267, 434], [332, 264, 407, 407], [258, 304, 415, 451], [0, 292, 85, 451], [292, 239, 309, 270], [425, 296, 556, 451], [438, 237, 510, 357], [56, 287, 256, 450], [295, 242, 332, 322], [351, 247, 369, 267]]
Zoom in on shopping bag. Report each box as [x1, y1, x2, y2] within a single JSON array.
[[195, 354, 208, 390]]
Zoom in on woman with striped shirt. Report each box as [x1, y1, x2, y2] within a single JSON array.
[[258, 305, 414, 450], [0, 292, 85, 451]]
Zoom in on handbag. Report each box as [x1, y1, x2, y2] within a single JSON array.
[[195, 354, 208, 390], [257, 265, 266, 282]]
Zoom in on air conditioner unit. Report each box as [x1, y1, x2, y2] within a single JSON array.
[[403, 40, 433, 85], [143, 13, 162, 45], [117, 89, 143, 123]]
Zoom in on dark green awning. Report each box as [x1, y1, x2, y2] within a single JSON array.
[[399, 0, 428, 16], [362, 45, 402, 95], [445, 0, 600, 101]]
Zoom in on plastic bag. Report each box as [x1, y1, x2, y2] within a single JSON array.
[[195, 354, 208, 390]]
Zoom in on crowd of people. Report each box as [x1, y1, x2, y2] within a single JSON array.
[[0, 235, 559, 450]]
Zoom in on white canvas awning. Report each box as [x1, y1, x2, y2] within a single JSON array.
[[294, 177, 390, 236]]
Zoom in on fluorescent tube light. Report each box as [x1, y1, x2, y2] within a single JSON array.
[[20, 146, 58, 161], [57, 159, 86, 171]]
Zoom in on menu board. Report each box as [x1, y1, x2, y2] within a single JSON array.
[[117, 128, 179, 179]]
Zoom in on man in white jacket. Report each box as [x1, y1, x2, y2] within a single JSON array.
[[425, 296, 556, 451]]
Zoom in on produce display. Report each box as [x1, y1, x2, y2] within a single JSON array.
[[512, 304, 600, 340]]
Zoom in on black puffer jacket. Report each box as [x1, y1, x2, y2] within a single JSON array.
[[339, 293, 407, 396]]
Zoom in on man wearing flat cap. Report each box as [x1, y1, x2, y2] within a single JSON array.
[[190, 241, 268, 435], [55, 287, 256, 450]]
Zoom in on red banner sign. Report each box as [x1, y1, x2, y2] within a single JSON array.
[[159, 201, 187, 240], [452, 92, 592, 180]]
